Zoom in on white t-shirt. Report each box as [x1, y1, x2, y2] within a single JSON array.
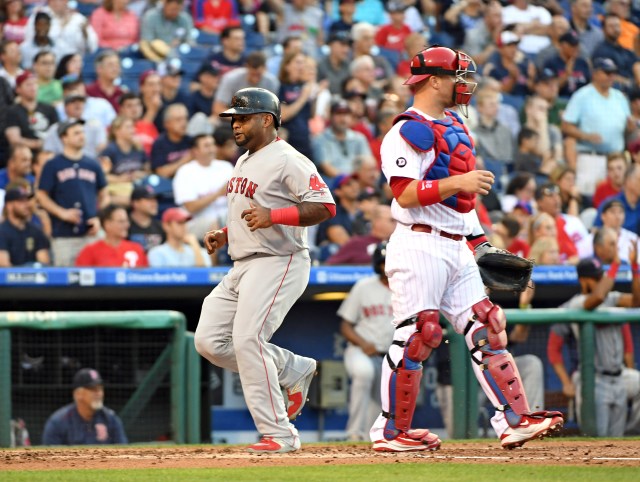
[[502, 5, 552, 55], [173, 159, 234, 226]]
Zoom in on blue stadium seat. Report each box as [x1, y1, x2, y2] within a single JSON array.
[[119, 58, 156, 93], [75, 1, 99, 18], [180, 60, 202, 82], [194, 31, 220, 47], [177, 44, 210, 63]]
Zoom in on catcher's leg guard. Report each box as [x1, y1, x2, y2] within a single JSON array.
[[465, 299, 531, 426], [383, 310, 442, 440]]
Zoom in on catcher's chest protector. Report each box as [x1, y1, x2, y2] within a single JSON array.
[[395, 110, 476, 213]]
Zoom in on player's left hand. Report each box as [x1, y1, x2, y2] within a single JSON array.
[[241, 201, 273, 231]]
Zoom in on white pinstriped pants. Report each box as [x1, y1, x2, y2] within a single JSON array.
[[370, 225, 512, 441]]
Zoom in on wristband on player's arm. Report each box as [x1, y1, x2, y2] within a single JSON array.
[[632, 263, 640, 278], [466, 234, 488, 250], [270, 206, 300, 226], [606, 261, 620, 279], [221, 227, 228, 236], [416, 179, 441, 206]]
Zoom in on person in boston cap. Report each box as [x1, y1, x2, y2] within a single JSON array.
[[41, 368, 128, 445]]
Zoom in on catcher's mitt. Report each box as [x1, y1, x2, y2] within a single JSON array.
[[476, 251, 534, 292]]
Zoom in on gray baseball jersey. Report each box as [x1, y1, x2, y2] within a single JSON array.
[[338, 276, 396, 354], [226, 138, 334, 260], [556, 292, 623, 373]]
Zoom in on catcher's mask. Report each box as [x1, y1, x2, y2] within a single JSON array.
[[404, 45, 477, 117]]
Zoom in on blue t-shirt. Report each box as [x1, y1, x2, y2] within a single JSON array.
[[484, 53, 531, 97], [544, 55, 591, 98], [0, 169, 36, 190], [562, 84, 630, 154], [315, 202, 354, 246], [592, 41, 639, 83], [150, 134, 192, 172], [593, 192, 640, 235], [0, 220, 50, 266], [42, 403, 128, 445], [187, 90, 214, 117], [279, 82, 313, 160], [100, 142, 147, 175], [37, 154, 107, 237]]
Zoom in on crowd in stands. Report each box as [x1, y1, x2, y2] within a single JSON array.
[[0, 0, 639, 269]]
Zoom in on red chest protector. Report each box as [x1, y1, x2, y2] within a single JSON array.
[[394, 110, 476, 213]]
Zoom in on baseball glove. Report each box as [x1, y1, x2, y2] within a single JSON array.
[[476, 249, 534, 292]]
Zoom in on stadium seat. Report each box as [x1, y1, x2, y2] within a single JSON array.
[[177, 44, 210, 64], [378, 47, 401, 70], [75, 1, 99, 18], [194, 31, 220, 47]]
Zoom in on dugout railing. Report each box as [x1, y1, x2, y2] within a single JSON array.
[[448, 307, 640, 438], [0, 311, 200, 448]]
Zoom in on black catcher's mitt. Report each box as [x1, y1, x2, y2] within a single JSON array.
[[476, 251, 534, 292]]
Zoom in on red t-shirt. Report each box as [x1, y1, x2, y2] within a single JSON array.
[[592, 178, 621, 209], [75, 240, 149, 267], [135, 120, 159, 156], [556, 216, 578, 262], [374, 24, 412, 52], [507, 238, 530, 258]]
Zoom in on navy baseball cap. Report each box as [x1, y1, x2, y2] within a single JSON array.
[[593, 58, 618, 73], [576, 257, 604, 279], [4, 185, 33, 202], [73, 368, 104, 389], [331, 173, 357, 190], [57, 118, 85, 137], [131, 185, 158, 201], [601, 198, 624, 213], [559, 30, 580, 46], [536, 67, 557, 83]]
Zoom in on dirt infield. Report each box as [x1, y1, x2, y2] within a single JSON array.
[[2, 439, 640, 471]]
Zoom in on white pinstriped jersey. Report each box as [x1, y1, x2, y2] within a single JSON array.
[[380, 107, 483, 236]]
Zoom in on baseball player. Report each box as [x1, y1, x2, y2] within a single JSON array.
[[194, 88, 336, 453], [370, 45, 563, 452], [548, 227, 640, 437], [339, 242, 396, 441]]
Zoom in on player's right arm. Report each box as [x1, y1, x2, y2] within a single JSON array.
[[391, 171, 496, 209], [204, 228, 227, 255]]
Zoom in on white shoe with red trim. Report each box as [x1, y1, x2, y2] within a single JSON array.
[[286, 360, 317, 420], [372, 430, 441, 452], [247, 436, 301, 453], [500, 413, 564, 449]]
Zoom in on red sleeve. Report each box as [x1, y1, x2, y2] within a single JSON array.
[[622, 323, 634, 355], [547, 330, 565, 365], [74, 245, 94, 266], [374, 26, 387, 46], [323, 203, 336, 218], [389, 176, 414, 199]]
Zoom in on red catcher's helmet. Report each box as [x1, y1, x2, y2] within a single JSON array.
[[404, 45, 477, 116]]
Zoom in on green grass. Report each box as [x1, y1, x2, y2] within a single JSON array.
[[1, 464, 638, 482]]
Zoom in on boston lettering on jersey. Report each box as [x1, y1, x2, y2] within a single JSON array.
[[362, 304, 393, 318], [227, 177, 258, 199], [56, 167, 97, 183], [395, 110, 476, 213]]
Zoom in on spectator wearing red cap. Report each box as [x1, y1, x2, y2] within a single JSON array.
[[76, 204, 149, 267], [0, 70, 58, 161], [148, 207, 210, 267]]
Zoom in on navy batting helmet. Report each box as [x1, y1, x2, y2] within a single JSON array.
[[219, 87, 281, 128], [372, 241, 387, 275]]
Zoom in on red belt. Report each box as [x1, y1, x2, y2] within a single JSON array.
[[411, 224, 464, 241]]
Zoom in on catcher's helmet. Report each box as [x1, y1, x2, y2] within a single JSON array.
[[219, 87, 281, 128], [404, 45, 477, 117], [372, 241, 387, 275]]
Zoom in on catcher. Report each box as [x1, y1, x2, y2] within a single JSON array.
[[370, 44, 563, 452]]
